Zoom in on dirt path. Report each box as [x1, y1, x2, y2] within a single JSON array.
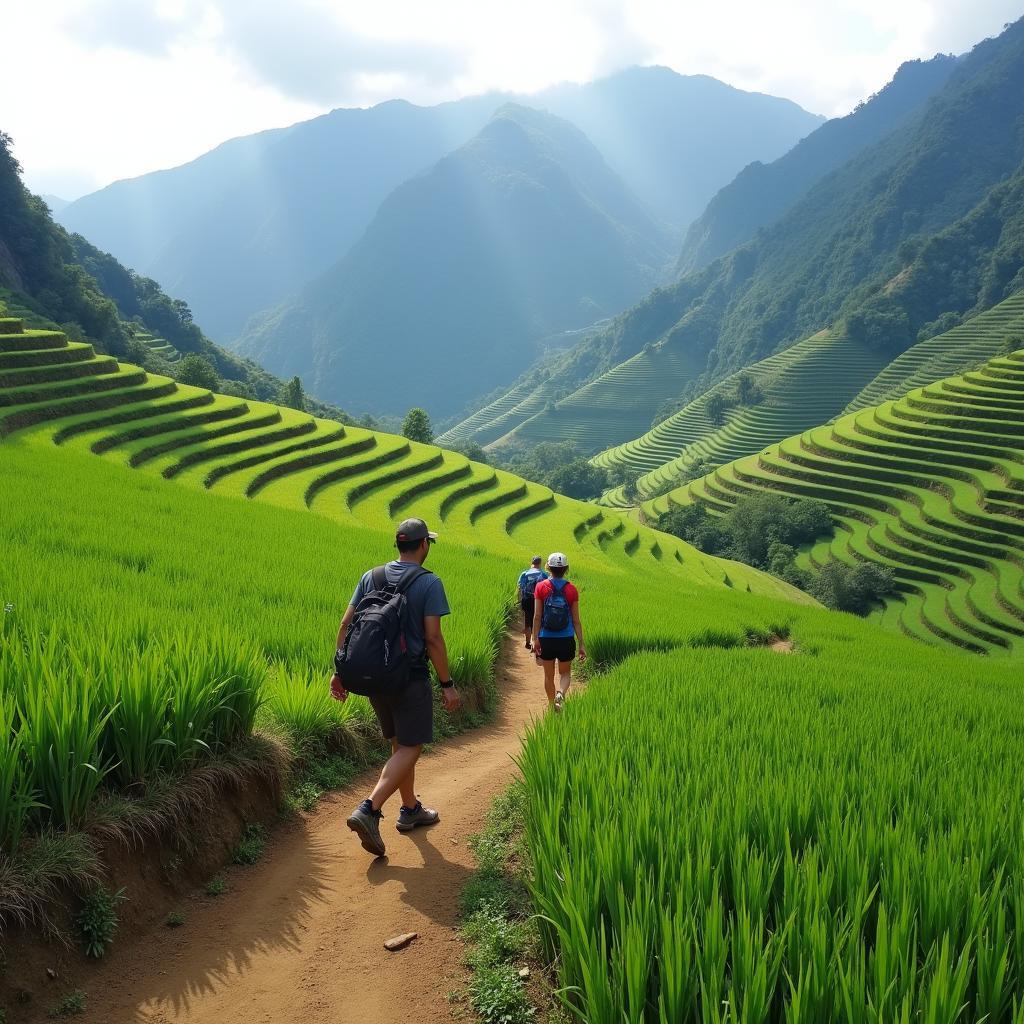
[[73, 635, 543, 1024]]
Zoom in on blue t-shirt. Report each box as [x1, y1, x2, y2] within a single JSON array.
[[350, 560, 450, 661], [517, 567, 548, 598]]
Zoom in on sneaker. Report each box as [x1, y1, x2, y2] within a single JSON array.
[[553, 691, 564, 713], [396, 801, 440, 832], [347, 799, 386, 857]]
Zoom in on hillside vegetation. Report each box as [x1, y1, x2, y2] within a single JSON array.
[[651, 346, 1024, 655], [449, 18, 1024, 455]]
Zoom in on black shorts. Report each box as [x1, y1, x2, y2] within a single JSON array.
[[368, 673, 434, 747], [537, 636, 576, 663], [521, 597, 535, 627]]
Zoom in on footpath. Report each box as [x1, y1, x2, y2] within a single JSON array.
[[69, 635, 541, 1024]]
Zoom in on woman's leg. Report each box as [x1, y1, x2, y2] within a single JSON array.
[[557, 660, 572, 699], [543, 657, 556, 706]]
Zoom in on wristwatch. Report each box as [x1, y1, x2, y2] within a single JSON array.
[[439, 679, 455, 689]]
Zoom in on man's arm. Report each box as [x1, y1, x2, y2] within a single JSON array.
[[329, 605, 356, 701], [424, 615, 460, 711], [532, 597, 543, 657], [571, 601, 586, 662]]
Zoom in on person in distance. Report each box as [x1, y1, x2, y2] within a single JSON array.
[[330, 517, 460, 858], [516, 555, 549, 651], [532, 552, 586, 712]]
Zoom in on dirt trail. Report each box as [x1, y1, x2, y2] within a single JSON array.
[[73, 635, 544, 1024]]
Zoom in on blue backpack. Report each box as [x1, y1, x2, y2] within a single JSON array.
[[541, 578, 571, 632]]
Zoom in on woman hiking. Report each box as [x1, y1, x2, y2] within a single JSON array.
[[532, 552, 586, 712]]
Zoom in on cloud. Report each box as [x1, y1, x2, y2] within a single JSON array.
[[62, 0, 196, 56], [211, 0, 468, 105]]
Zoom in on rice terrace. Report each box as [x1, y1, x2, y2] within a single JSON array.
[[3, 5, 1024, 1023]]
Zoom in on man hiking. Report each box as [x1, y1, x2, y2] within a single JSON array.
[[532, 552, 586, 712], [330, 517, 460, 858], [516, 555, 548, 650]]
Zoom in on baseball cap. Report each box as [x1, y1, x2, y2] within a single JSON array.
[[547, 551, 568, 568], [396, 517, 438, 543]]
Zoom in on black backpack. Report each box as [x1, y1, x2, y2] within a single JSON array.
[[541, 578, 571, 632], [334, 565, 430, 696]]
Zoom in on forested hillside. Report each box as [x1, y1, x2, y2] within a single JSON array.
[[677, 54, 958, 274], [236, 105, 672, 418], [0, 132, 343, 417], [448, 18, 1024, 453]]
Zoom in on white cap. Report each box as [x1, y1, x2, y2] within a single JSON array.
[[547, 551, 568, 568]]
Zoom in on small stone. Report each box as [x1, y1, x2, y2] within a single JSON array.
[[45, 968, 58, 981], [384, 932, 418, 952], [519, 967, 531, 979]]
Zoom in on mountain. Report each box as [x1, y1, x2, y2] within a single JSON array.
[[677, 54, 959, 274], [235, 104, 671, 418], [55, 97, 504, 342], [539, 66, 823, 234], [56, 70, 822, 342], [448, 17, 1024, 453], [41, 193, 69, 213]]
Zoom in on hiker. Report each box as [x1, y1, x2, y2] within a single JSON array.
[[516, 555, 549, 650], [532, 552, 586, 712], [330, 517, 460, 858]]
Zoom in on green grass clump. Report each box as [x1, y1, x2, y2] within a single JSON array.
[[165, 908, 185, 927], [75, 886, 125, 958], [232, 824, 266, 866], [521, 642, 1024, 1022], [204, 874, 227, 897], [48, 991, 86, 1018]]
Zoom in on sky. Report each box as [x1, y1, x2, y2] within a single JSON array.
[[2, 1, 1020, 201]]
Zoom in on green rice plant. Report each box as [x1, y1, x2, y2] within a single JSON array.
[[520, 643, 1024, 1022], [263, 665, 364, 746], [8, 632, 117, 828], [0, 690, 39, 853]]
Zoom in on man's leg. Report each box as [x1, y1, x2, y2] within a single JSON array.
[[389, 738, 417, 808], [369, 743, 423, 811]]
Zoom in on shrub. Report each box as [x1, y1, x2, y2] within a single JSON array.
[[76, 886, 126, 958]]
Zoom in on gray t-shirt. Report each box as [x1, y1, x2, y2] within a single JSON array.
[[349, 560, 450, 662]]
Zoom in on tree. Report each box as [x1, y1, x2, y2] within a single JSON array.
[[278, 375, 305, 412], [546, 459, 609, 501], [177, 354, 219, 390], [809, 561, 896, 614], [453, 441, 488, 464], [402, 407, 433, 443], [705, 392, 728, 425], [735, 373, 764, 406]]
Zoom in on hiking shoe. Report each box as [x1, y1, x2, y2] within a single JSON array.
[[554, 691, 564, 713], [347, 799, 386, 857], [396, 801, 440, 832]]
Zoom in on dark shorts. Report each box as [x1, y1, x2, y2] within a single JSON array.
[[537, 636, 576, 663], [368, 673, 434, 747], [521, 597, 535, 628]]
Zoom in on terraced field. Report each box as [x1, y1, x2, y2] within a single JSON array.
[[596, 333, 888, 506], [0, 316, 791, 597], [843, 291, 1024, 414], [649, 348, 1024, 654], [130, 327, 180, 363], [440, 343, 705, 454]]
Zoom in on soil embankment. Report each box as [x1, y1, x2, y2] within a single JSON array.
[[49, 635, 542, 1024]]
